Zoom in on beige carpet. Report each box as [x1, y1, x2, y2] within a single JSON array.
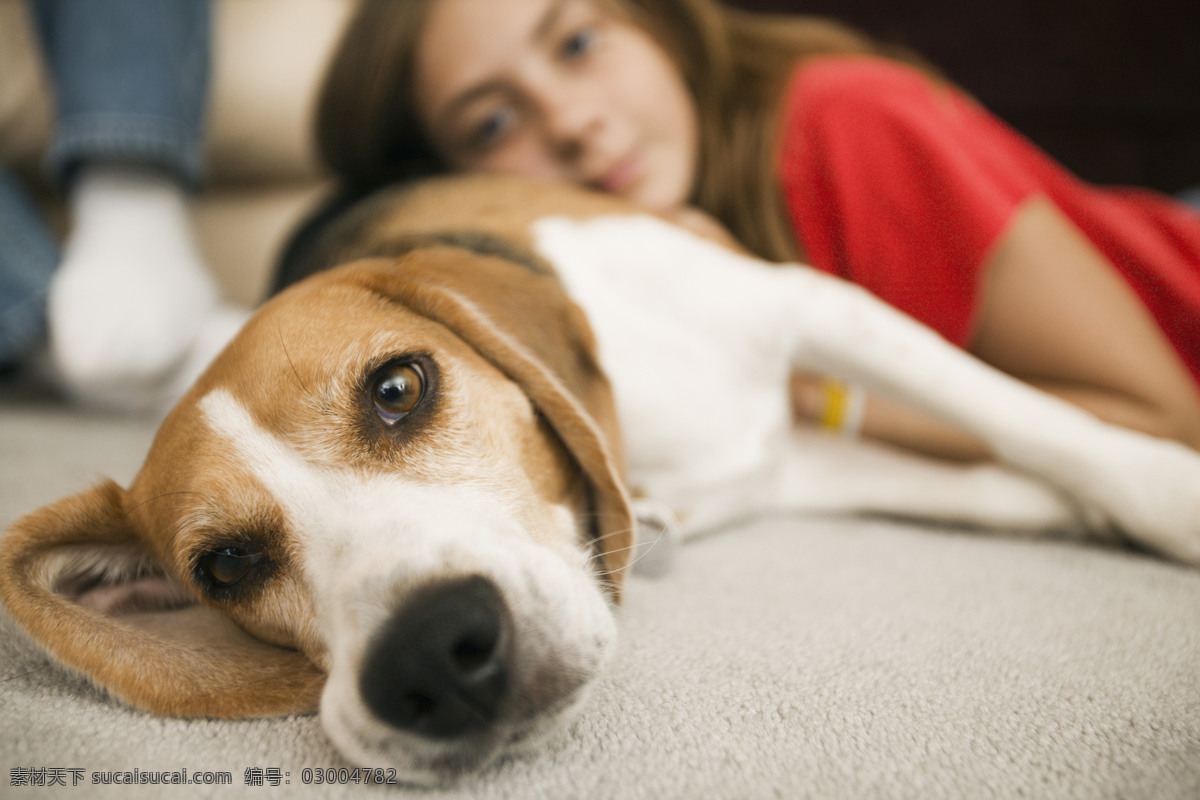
[[3, 379, 1199, 799]]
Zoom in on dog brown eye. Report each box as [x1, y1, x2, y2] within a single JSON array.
[[200, 547, 263, 587], [373, 363, 425, 424]]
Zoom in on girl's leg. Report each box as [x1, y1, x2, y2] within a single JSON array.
[[29, 0, 244, 409], [30, 0, 210, 187], [0, 166, 58, 369]]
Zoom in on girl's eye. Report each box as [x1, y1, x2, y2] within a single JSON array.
[[470, 107, 516, 150], [560, 27, 596, 61]]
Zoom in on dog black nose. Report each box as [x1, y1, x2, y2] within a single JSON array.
[[359, 575, 510, 739]]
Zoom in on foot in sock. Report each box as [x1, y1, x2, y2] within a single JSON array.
[[48, 165, 228, 407]]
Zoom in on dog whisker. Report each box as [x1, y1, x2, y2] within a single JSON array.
[[1, 669, 41, 684], [588, 527, 636, 555], [124, 491, 202, 518], [591, 541, 637, 558], [277, 321, 310, 395], [590, 532, 665, 578], [589, 525, 636, 546]]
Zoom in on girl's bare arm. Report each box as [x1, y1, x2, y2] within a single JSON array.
[[794, 196, 1200, 459]]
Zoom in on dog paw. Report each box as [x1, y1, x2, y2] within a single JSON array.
[[1065, 428, 1200, 566]]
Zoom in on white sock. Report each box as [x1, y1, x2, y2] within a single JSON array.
[[48, 164, 223, 407]]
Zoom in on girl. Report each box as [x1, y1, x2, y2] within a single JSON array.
[[310, 0, 1200, 461]]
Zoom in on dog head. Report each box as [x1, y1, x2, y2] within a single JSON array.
[[0, 248, 634, 783]]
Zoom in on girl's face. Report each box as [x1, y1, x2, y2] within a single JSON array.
[[415, 0, 699, 211]]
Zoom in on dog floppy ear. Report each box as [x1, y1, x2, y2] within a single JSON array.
[[0, 480, 324, 717], [341, 250, 636, 599]]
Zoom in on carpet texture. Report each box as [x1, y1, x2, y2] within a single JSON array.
[[2, 381, 1199, 799]]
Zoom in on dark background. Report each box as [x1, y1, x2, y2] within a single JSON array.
[[727, 0, 1200, 195]]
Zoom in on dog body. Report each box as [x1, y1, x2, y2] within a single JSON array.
[[5, 174, 1200, 784]]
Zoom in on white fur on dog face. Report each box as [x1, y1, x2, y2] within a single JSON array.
[[197, 378, 617, 782]]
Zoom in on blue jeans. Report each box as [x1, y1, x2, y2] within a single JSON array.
[[0, 170, 57, 367], [0, 0, 211, 366]]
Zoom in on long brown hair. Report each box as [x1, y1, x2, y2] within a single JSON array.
[[317, 0, 911, 262]]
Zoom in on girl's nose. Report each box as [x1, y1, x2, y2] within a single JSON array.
[[538, 84, 602, 164]]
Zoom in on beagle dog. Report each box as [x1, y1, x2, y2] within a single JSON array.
[[4, 174, 1200, 785]]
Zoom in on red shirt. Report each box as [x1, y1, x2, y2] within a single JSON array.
[[777, 57, 1200, 386]]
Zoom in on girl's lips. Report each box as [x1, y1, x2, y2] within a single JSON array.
[[596, 153, 641, 195]]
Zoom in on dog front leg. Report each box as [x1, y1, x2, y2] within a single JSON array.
[[773, 267, 1200, 564], [771, 427, 1089, 536]]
